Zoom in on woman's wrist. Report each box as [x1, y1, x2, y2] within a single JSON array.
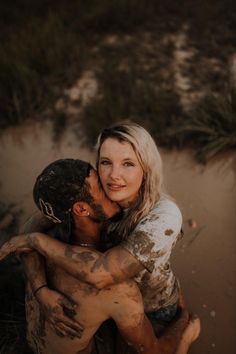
[[33, 284, 48, 297], [25, 232, 35, 248]]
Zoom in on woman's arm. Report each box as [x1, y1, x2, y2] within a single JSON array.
[[19, 211, 52, 295], [21, 252, 83, 338], [0, 232, 144, 288], [20, 251, 47, 293], [18, 213, 83, 336]]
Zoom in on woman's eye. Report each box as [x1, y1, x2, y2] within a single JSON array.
[[100, 160, 111, 165], [124, 162, 134, 167]]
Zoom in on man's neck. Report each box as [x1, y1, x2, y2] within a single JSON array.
[[70, 217, 101, 248]]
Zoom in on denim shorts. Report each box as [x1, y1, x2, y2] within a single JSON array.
[[147, 303, 178, 325]]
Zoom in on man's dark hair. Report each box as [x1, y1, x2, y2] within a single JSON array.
[[33, 159, 94, 223]]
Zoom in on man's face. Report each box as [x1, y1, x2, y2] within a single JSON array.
[[86, 169, 120, 221]]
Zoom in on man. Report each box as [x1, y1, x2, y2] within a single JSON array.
[[19, 159, 163, 353], [0, 159, 197, 353]]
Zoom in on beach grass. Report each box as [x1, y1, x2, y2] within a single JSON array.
[[168, 94, 236, 162], [0, 0, 236, 157]]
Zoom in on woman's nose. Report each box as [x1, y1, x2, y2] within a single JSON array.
[[109, 165, 121, 179]]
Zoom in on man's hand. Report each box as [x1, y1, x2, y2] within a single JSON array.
[[35, 287, 84, 338]]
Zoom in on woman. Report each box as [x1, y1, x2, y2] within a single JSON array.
[[0, 122, 200, 353], [96, 123, 201, 353], [97, 122, 182, 316]]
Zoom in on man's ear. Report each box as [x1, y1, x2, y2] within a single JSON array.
[[72, 202, 90, 217]]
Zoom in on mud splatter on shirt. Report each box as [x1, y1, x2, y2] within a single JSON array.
[[121, 198, 182, 312]]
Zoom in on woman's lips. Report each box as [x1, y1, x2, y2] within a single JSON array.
[[107, 183, 125, 191]]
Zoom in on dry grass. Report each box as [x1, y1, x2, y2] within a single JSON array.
[[0, 0, 236, 159], [168, 94, 236, 162]]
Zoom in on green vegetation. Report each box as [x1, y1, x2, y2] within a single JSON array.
[[0, 0, 236, 161], [82, 59, 182, 146], [168, 94, 236, 162], [0, 8, 84, 128]]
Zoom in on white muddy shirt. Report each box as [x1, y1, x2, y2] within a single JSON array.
[[121, 197, 183, 312]]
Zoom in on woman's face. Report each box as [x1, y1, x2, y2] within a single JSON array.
[[98, 138, 144, 208]]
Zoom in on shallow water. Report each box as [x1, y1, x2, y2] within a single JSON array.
[[0, 121, 95, 218], [0, 121, 235, 354], [163, 150, 236, 354]]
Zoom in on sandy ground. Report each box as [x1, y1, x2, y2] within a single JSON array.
[[0, 121, 235, 354]]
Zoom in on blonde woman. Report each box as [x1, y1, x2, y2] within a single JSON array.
[[96, 123, 181, 314], [0, 123, 200, 353]]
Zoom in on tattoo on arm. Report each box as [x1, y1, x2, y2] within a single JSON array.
[[64, 245, 73, 259]]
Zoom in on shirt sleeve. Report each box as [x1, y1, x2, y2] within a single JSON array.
[[120, 200, 182, 273]]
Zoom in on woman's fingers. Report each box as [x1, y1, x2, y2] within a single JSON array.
[[52, 321, 83, 338], [0, 241, 15, 260], [0, 236, 31, 261], [60, 297, 84, 333]]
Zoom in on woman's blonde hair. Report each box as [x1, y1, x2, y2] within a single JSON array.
[[96, 121, 166, 240]]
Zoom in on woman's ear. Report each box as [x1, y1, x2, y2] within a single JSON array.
[[72, 202, 90, 217]]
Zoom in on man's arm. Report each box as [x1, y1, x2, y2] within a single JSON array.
[[119, 315, 160, 354], [112, 282, 189, 354], [0, 232, 144, 289], [108, 281, 160, 354]]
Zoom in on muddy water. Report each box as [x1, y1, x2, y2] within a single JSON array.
[[164, 150, 236, 354], [0, 122, 235, 354], [0, 121, 95, 218]]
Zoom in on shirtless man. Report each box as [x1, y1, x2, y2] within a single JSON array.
[[0, 159, 199, 353], [25, 159, 163, 354]]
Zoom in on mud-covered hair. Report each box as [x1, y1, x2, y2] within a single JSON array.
[[33, 158, 93, 223]]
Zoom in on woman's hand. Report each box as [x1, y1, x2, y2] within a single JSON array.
[[35, 287, 84, 338], [0, 235, 33, 260], [0, 235, 84, 338]]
